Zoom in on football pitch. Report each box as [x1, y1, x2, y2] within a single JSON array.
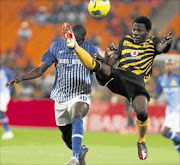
[[1, 127, 179, 165]]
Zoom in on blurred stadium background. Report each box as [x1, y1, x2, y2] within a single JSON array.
[[0, 0, 180, 164]]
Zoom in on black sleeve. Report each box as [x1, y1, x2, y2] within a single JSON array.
[[115, 37, 125, 59], [152, 37, 163, 55]]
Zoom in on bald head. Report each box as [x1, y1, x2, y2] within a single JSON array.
[[72, 25, 86, 45]]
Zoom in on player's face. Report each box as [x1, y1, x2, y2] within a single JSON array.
[[132, 23, 149, 44], [165, 61, 174, 73], [74, 32, 84, 45]]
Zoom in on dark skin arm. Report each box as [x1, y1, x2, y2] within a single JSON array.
[[151, 92, 161, 100], [5, 62, 49, 87], [156, 31, 174, 53], [93, 43, 119, 66]]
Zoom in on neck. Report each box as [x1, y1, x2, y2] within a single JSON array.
[[167, 72, 173, 77]]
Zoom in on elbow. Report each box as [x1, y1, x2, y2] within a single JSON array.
[[36, 67, 45, 77], [39, 70, 45, 77]]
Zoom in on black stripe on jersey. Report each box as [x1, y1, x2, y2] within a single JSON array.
[[125, 36, 134, 43], [122, 46, 147, 51], [119, 57, 153, 67]]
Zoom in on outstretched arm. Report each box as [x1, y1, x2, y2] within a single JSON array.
[[6, 62, 49, 87], [156, 31, 174, 53]]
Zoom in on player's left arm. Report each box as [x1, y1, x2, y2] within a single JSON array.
[[156, 31, 174, 53]]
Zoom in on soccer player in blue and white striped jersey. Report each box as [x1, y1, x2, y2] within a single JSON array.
[[6, 25, 99, 165]]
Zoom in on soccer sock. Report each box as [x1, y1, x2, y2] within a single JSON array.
[[166, 130, 180, 142], [79, 147, 83, 156], [0, 114, 10, 132], [136, 118, 149, 143], [72, 119, 84, 159], [75, 46, 96, 70]]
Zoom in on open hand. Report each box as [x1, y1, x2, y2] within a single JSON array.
[[105, 43, 118, 57], [5, 76, 22, 88], [93, 53, 104, 61], [164, 31, 173, 44]]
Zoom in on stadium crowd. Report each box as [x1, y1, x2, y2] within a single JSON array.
[[1, 0, 179, 102]]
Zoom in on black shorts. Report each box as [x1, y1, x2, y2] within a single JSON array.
[[96, 67, 150, 102]]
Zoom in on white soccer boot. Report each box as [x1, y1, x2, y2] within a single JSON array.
[[65, 157, 79, 165], [2, 131, 14, 140], [62, 22, 78, 50]]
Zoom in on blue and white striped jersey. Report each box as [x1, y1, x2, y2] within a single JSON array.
[[41, 40, 99, 102], [155, 73, 180, 115], [0, 66, 14, 96]]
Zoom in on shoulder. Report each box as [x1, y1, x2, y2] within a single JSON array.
[[150, 36, 163, 44], [82, 41, 98, 50], [122, 35, 133, 44], [117, 35, 129, 46], [82, 41, 99, 54], [173, 73, 180, 78], [121, 35, 131, 41], [125, 35, 132, 39], [50, 40, 67, 52], [2, 66, 11, 72], [158, 74, 166, 81], [1, 66, 12, 74], [83, 41, 96, 47], [52, 40, 66, 47]]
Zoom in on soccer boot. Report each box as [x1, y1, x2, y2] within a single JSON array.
[[62, 22, 77, 49], [137, 141, 148, 160], [2, 131, 14, 140], [79, 145, 89, 165], [65, 158, 79, 165]]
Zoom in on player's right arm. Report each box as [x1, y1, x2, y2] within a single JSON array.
[[93, 43, 118, 66], [104, 42, 118, 66], [6, 40, 58, 87], [6, 62, 49, 87], [105, 37, 125, 66]]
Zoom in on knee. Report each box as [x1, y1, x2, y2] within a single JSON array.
[[70, 102, 89, 120], [137, 111, 148, 122], [71, 111, 82, 121], [161, 131, 166, 137], [161, 126, 170, 137]]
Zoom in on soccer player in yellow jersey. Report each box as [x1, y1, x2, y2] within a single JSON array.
[[62, 16, 173, 160]]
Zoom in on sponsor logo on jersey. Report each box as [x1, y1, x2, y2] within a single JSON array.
[[131, 50, 138, 56]]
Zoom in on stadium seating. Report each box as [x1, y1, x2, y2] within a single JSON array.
[[1, 0, 178, 66]]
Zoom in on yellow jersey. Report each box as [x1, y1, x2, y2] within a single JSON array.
[[116, 35, 162, 82]]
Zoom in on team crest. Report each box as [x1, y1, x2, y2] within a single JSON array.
[[171, 80, 177, 86], [131, 50, 138, 56]]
